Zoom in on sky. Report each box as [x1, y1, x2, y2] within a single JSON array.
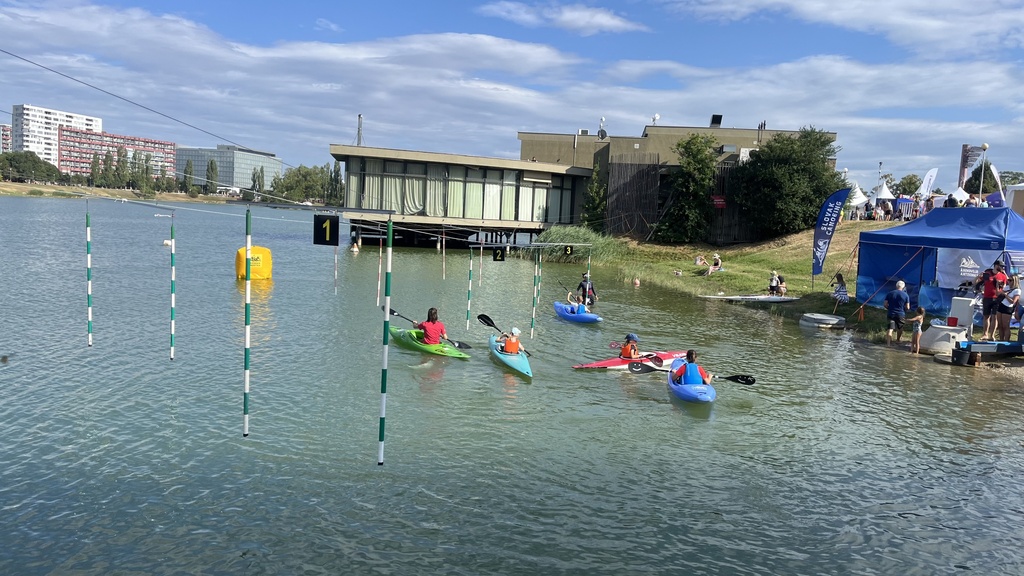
[[1, 0, 1023, 192]]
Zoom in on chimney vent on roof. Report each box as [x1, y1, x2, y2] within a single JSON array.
[[710, 114, 723, 128], [578, 129, 590, 136]]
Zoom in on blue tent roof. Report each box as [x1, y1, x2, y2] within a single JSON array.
[[859, 207, 1024, 250]]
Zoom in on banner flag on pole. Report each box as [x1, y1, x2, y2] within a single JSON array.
[[916, 168, 938, 198], [812, 188, 851, 276]]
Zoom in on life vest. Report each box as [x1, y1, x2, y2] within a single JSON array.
[[672, 361, 704, 385], [503, 336, 520, 354], [620, 342, 638, 359]]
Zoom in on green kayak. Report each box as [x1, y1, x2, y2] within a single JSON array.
[[388, 327, 470, 359]]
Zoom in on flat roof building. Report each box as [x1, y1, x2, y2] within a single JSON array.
[[176, 145, 283, 190], [12, 104, 102, 167]]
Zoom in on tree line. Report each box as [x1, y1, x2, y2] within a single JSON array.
[[579, 128, 1024, 243], [0, 150, 346, 205]]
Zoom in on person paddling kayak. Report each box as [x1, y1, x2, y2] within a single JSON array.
[[414, 307, 448, 345], [670, 349, 713, 385]]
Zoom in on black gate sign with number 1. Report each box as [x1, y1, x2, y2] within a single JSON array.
[[313, 214, 340, 246]]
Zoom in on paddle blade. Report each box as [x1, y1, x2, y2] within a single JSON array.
[[446, 338, 472, 350], [476, 314, 501, 332], [649, 355, 664, 368], [609, 341, 621, 349], [721, 374, 756, 385], [628, 362, 655, 374]]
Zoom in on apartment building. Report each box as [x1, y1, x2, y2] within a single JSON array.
[[12, 104, 102, 167], [59, 126, 175, 178], [0, 124, 11, 153]]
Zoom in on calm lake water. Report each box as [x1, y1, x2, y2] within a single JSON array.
[[1, 196, 1023, 575]]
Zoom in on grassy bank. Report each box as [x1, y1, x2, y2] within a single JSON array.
[[0, 181, 225, 204], [536, 221, 903, 342]]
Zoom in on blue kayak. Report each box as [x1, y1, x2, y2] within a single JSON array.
[[667, 358, 716, 403], [553, 300, 603, 323], [488, 334, 532, 378]]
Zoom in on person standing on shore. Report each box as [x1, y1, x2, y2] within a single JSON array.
[[884, 281, 911, 346], [979, 260, 1008, 341]]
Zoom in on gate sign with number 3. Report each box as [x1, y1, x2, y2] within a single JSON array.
[[564, 245, 574, 256]]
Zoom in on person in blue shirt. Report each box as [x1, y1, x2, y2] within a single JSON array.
[[884, 280, 911, 346]]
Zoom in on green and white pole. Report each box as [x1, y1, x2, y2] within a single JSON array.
[[169, 215, 176, 360], [377, 217, 394, 465], [376, 236, 382, 307], [466, 251, 473, 330], [243, 209, 252, 437], [86, 209, 93, 347]]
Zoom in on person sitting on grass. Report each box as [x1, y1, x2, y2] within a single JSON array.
[[768, 271, 787, 295], [704, 253, 722, 276], [832, 273, 849, 304]]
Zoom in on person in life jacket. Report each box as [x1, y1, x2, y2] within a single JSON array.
[[671, 349, 713, 385], [577, 272, 598, 306], [499, 327, 522, 354], [619, 333, 640, 359]]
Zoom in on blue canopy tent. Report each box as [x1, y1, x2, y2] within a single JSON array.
[[857, 207, 1024, 316]]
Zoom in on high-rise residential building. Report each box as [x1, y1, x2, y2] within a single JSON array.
[[12, 104, 102, 167], [59, 126, 175, 179], [176, 144, 284, 190], [0, 124, 11, 153]]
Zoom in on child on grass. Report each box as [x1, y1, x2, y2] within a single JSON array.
[[908, 307, 926, 354]]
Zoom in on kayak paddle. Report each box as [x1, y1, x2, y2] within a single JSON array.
[[715, 374, 756, 385], [383, 307, 471, 350]]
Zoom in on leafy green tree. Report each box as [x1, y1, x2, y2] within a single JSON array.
[[181, 160, 197, 196], [0, 151, 62, 183], [1001, 171, 1024, 186], [89, 154, 101, 187], [651, 133, 718, 243], [728, 127, 844, 240], [112, 146, 129, 189], [894, 173, 923, 197], [964, 161, 1000, 196], [271, 164, 330, 202], [326, 160, 346, 205], [205, 159, 218, 195], [579, 162, 607, 233], [101, 151, 115, 188]]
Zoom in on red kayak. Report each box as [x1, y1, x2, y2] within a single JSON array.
[[572, 350, 688, 371]]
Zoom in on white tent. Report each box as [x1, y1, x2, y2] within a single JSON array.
[[952, 187, 970, 203], [873, 182, 896, 200], [847, 185, 869, 207]]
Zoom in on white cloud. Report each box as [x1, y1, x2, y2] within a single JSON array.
[[0, 1, 1021, 187], [658, 0, 1024, 57], [314, 18, 341, 33], [478, 2, 648, 35]]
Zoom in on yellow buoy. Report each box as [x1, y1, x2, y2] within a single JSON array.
[[236, 246, 273, 279]]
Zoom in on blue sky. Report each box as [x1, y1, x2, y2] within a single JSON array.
[[2, 0, 1023, 191]]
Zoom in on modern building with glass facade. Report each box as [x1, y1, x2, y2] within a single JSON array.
[[329, 144, 591, 245], [58, 126, 175, 178], [11, 104, 102, 167], [175, 145, 283, 190]]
